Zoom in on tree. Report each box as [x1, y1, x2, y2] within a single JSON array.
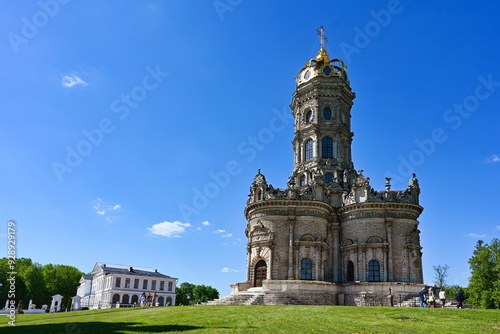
[[175, 282, 219, 305], [42, 264, 83, 308], [0, 258, 83, 310], [467, 238, 500, 309], [433, 264, 450, 288], [175, 282, 195, 305], [193, 284, 219, 303], [21, 263, 47, 307]]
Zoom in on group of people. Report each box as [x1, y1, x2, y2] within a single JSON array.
[[419, 287, 465, 308], [139, 292, 158, 307]]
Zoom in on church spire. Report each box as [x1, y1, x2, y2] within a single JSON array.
[[315, 26, 330, 64], [290, 28, 356, 192], [316, 25, 328, 51]]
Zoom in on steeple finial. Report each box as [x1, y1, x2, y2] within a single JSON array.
[[316, 26, 328, 50]]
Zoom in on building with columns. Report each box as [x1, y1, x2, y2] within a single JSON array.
[[217, 29, 425, 306], [74, 263, 177, 309]]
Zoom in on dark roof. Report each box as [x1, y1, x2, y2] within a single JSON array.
[[99, 264, 176, 279]]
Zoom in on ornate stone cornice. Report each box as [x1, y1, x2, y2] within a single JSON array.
[[339, 202, 423, 220], [245, 199, 334, 220]]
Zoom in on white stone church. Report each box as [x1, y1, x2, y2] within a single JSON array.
[[211, 29, 425, 306]]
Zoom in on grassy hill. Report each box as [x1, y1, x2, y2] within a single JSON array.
[[1, 305, 499, 333]]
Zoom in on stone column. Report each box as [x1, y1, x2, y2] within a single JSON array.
[[385, 218, 394, 281], [247, 246, 252, 282], [287, 218, 295, 279], [332, 225, 340, 282], [361, 247, 367, 282], [384, 248, 389, 282], [268, 244, 274, 280], [316, 246, 321, 280], [356, 246, 360, 281]]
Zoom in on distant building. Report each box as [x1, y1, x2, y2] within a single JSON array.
[[214, 28, 425, 306], [74, 263, 177, 310]]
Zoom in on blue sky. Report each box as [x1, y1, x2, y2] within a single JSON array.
[[1, 0, 499, 297]]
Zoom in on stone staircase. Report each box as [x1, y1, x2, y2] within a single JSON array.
[[207, 289, 301, 306]]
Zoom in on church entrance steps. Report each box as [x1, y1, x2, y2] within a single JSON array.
[[207, 291, 300, 306]]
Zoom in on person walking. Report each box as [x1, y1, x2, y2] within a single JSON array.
[[439, 288, 446, 308], [140, 292, 146, 307], [456, 289, 465, 309], [419, 287, 428, 308], [428, 287, 436, 308]]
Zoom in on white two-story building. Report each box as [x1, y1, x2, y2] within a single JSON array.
[[74, 263, 177, 309]]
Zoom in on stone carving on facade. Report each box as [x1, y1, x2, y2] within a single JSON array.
[[236, 32, 425, 306]]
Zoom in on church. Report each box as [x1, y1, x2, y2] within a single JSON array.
[[211, 28, 425, 306]]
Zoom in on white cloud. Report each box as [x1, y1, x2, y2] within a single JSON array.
[[93, 198, 121, 222], [148, 221, 191, 238], [495, 226, 500, 230], [465, 233, 486, 238], [221, 233, 233, 238], [61, 74, 88, 88], [202, 221, 211, 226], [213, 229, 226, 233], [221, 267, 239, 273], [486, 154, 500, 163]]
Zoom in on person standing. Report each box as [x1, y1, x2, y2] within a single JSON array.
[[439, 288, 446, 308], [456, 289, 465, 309], [419, 287, 428, 308], [152, 292, 158, 307]]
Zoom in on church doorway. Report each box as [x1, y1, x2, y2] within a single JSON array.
[[254, 260, 267, 287], [346, 261, 355, 281]]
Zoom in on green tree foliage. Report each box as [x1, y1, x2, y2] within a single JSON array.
[[467, 238, 500, 309], [20, 262, 47, 307], [175, 282, 219, 305], [0, 258, 83, 309], [445, 284, 466, 301], [42, 264, 83, 308], [175, 282, 195, 306], [193, 284, 219, 303]]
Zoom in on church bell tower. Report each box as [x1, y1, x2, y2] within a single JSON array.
[[290, 26, 356, 195]]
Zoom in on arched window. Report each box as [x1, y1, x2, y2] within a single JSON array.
[[368, 260, 381, 282], [300, 175, 306, 186], [112, 294, 120, 304], [325, 172, 333, 183], [347, 261, 355, 281], [322, 137, 333, 158], [122, 294, 129, 304], [131, 295, 139, 305], [306, 110, 313, 123], [323, 107, 332, 120], [305, 139, 313, 161], [301, 258, 313, 280], [158, 296, 165, 306], [257, 189, 263, 200]]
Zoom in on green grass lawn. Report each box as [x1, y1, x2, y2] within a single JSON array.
[[0, 305, 499, 333]]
